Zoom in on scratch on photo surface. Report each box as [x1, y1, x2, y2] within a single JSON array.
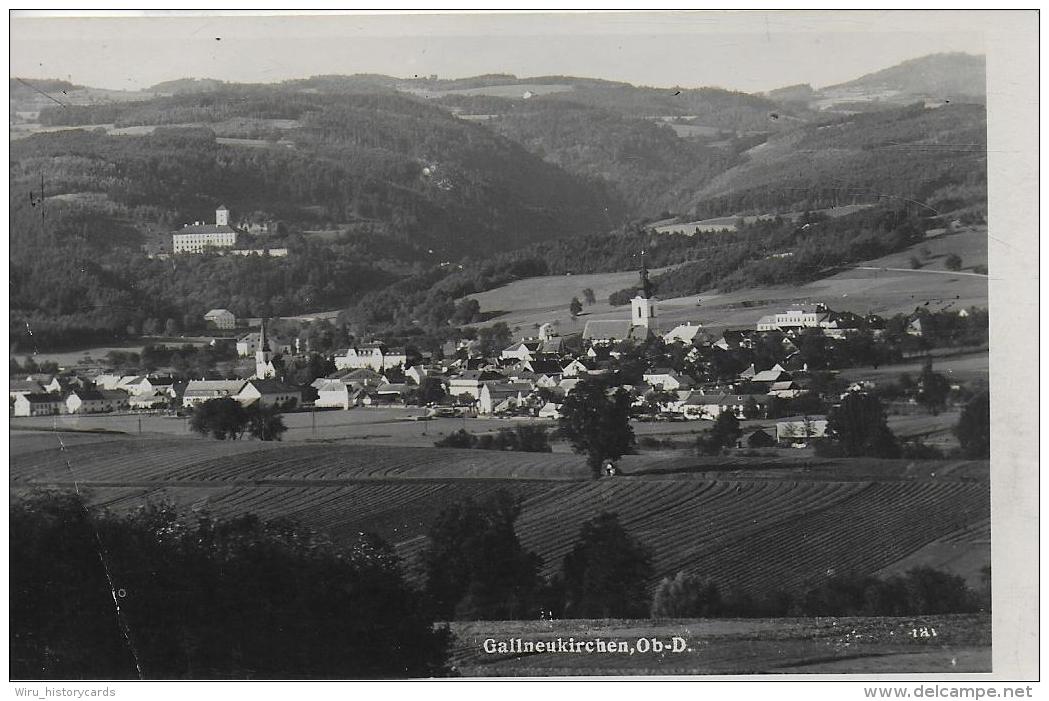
[[55, 431, 145, 678]]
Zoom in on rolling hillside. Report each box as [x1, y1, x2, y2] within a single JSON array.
[[11, 433, 990, 598]]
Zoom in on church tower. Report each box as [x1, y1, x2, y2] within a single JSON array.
[[255, 319, 275, 379], [630, 253, 657, 332], [216, 204, 230, 227]]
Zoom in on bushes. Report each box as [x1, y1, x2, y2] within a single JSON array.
[[651, 573, 722, 618], [433, 425, 551, 452]]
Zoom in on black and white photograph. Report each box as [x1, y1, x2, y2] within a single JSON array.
[[6, 9, 1039, 685]]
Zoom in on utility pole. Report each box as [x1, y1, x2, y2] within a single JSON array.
[[40, 172, 46, 243]]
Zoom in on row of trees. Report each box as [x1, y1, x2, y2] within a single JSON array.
[[651, 566, 987, 619]]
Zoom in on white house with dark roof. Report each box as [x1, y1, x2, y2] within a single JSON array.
[[237, 379, 301, 409], [13, 393, 65, 417]]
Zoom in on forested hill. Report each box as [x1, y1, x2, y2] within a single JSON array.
[[9, 55, 987, 351], [22, 88, 624, 256]]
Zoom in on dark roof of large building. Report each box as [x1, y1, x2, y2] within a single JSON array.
[[173, 224, 238, 236], [244, 379, 301, 395]]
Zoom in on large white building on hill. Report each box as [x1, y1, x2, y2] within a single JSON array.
[[172, 205, 239, 253]]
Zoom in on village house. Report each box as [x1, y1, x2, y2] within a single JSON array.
[[204, 308, 237, 330], [500, 340, 542, 362], [447, 370, 503, 400], [675, 391, 770, 420], [66, 389, 129, 414], [182, 379, 248, 408], [13, 393, 65, 417], [643, 368, 692, 391], [9, 379, 45, 401], [126, 376, 176, 397], [538, 402, 562, 420], [478, 382, 534, 415], [756, 304, 828, 332], [236, 379, 301, 409], [129, 391, 170, 411], [314, 379, 361, 410], [333, 343, 408, 372], [561, 358, 593, 378], [405, 365, 429, 385], [663, 322, 704, 345]]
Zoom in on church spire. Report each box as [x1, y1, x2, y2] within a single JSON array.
[[638, 249, 653, 299], [255, 318, 274, 379]]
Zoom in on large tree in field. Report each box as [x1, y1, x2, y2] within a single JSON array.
[[558, 379, 635, 478], [246, 404, 287, 441], [561, 512, 652, 619], [955, 391, 990, 458], [824, 392, 900, 458], [916, 360, 951, 415], [189, 398, 248, 440], [697, 411, 742, 455]]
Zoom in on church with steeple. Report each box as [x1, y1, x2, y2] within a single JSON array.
[[254, 319, 277, 379], [630, 253, 657, 333], [581, 253, 659, 344]]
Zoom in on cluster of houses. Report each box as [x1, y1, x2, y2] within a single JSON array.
[[13, 255, 886, 449], [10, 371, 303, 417], [11, 322, 301, 417]]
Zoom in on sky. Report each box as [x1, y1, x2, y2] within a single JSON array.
[[10, 11, 987, 93]]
